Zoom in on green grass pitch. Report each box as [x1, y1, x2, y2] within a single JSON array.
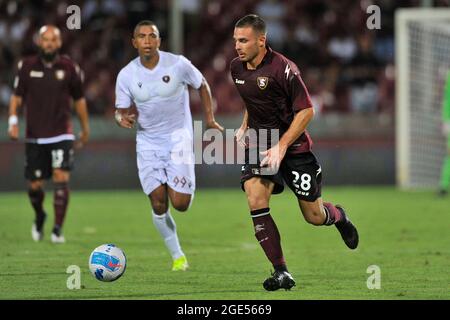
[[0, 187, 449, 300]]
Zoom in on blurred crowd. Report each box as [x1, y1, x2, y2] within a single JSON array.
[[0, 0, 449, 118]]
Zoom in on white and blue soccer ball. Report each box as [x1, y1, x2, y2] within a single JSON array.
[[89, 244, 127, 282]]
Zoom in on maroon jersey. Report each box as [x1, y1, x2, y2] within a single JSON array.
[[230, 47, 313, 154], [14, 55, 84, 142]]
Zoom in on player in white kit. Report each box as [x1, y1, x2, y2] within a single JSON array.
[[114, 21, 223, 271]]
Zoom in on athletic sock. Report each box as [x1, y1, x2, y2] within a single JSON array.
[[323, 202, 344, 226], [54, 182, 69, 234], [28, 188, 45, 229], [251, 208, 286, 269], [152, 209, 184, 260]]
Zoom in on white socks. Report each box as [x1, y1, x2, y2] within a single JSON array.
[[152, 210, 184, 260]]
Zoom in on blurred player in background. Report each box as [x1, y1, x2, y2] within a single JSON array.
[[439, 71, 450, 196], [231, 15, 359, 291], [7, 25, 90, 243], [115, 20, 223, 271]]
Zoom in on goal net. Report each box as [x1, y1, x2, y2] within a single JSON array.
[[396, 8, 450, 189]]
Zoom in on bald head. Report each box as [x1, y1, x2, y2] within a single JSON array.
[[38, 25, 62, 62], [39, 25, 61, 38]]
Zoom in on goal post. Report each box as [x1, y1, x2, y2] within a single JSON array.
[[396, 8, 450, 189]]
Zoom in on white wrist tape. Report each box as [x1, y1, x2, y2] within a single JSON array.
[[8, 115, 18, 128], [114, 110, 123, 124]]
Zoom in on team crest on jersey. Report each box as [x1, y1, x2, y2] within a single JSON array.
[[55, 70, 65, 80], [256, 77, 269, 90], [162, 75, 170, 83]]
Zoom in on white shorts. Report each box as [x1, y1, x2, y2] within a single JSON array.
[[137, 150, 196, 195]]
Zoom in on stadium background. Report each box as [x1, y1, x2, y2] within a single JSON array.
[[1, 0, 436, 191]]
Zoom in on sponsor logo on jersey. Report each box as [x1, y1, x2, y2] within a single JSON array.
[[256, 76, 269, 90], [55, 70, 65, 80], [235, 78, 245, 85], [30, 71, 44, 78], [162, 75, 170, 83]]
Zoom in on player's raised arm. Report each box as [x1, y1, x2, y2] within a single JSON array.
[[198, 78, 223, 131], [74, 97, 90, 147], [7, 94, 22, 140]]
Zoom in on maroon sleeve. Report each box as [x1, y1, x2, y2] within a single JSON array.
[[282, 62, 313, 113], [13, 60, 27, 97], [69, 62, 84, 100]]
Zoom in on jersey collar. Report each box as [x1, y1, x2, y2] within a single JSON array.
[[259, 46, 273, 67], [138, 49, 162, 73], [39, 54, 61, 69]]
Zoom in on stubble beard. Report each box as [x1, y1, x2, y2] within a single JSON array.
[[39, 48, 58, 62], [142, 53, 152, 61]]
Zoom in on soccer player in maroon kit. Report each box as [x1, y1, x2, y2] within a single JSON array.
[[7, 25, 90, 243], [231, 15, 359, 291]]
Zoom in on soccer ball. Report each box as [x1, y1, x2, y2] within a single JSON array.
[[88, 244, 127, 282]]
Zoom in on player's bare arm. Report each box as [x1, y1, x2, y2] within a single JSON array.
[[260, 107, 314, 170], [115, 108, 136, 129], [198, 78, 223, 131], [74, 97, 90, 147], [235, 109, 248, 148], [7, 94, 22, 140]]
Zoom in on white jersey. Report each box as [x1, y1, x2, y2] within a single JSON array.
[[115, 50, 203, 152]]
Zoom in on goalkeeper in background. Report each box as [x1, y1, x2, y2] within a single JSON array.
[[439, 71, 450, 196]]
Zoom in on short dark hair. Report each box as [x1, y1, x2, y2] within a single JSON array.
[[133, 20, 159, 37], [235, 14, 266, 34]]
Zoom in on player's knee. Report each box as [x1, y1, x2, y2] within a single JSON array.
[[172, 200, 190, 212], [29, 180, 43, 191], [52, 170, 69, 183], [246, 195, 268, 211], [151, 201, 168, 215], [303, 211, 325, 226]]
